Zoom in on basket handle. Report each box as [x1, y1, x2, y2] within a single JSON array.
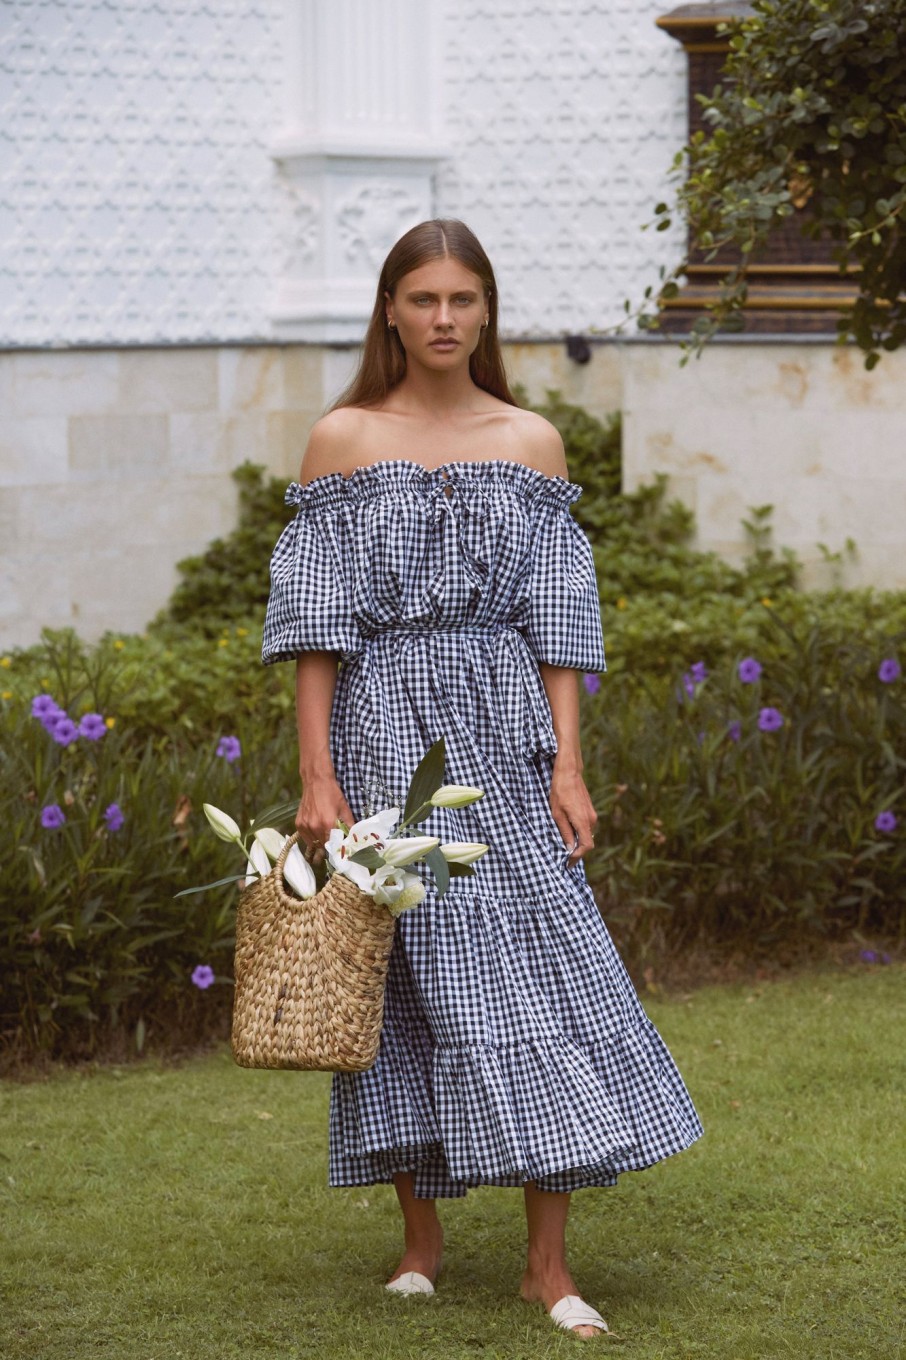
[[274, 829, 302, 874]]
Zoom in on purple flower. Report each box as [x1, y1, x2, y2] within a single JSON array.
[[104, 802, 125, 832], [50, 716, 80, 747], [859, 949, 878, 964], [192, 964, 215, 990], [758, 707, 784, 732], [727, 720, 742, 743], [681, 660, 709, 700], [216, 735, 241, 763], [583, 672, 601, 695], [40, 804, 66, 829], [78, 712, 107, 741], [878, 658, 901, 684], [32, 694, 63, 721], [738, 657, 763, 684], [874, 810, 897, 834]]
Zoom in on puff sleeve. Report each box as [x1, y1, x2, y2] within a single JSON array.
[[522, 498, 607, 673], [261, 484, 364, 666]]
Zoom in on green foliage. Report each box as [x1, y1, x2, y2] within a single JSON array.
[[647, 0, 906, 366], [579, 617, 906, 958], [0, 633, 299, 1064]]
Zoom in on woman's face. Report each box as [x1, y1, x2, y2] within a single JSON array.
[[385, 257, 489, 372]]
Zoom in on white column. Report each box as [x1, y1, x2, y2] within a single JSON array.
[[270, 0, 448, 341]]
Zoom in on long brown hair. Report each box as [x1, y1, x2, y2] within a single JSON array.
[[329, 219, 519, 410]]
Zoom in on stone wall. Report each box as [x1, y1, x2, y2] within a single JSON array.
[[621, 342, 906, 591], [0, 347, 338, 647], [7, 337, 903, 652]]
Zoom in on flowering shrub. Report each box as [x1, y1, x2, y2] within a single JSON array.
[[0, 633, 302, 1065], [580, 619, 906, 956]]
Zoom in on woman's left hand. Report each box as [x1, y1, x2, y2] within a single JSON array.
[[549, 766, 598, 867]]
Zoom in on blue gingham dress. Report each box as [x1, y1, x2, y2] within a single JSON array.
[[263, 459, 703, 1198]]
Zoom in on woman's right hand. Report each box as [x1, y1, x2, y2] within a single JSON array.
[[295, 774, 356, 868]]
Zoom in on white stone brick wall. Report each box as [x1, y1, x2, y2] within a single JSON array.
[[0, 346, 338, 645]]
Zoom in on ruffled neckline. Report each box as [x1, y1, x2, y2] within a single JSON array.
[[286, 458, 583, 511]]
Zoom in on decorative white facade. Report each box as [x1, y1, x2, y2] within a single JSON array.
[[436, 0, 687, 337], [0, 0, 686, 347], [269, 0, 448, 341], [0, 0, 285, 346]]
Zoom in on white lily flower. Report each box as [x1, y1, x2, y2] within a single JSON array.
[[254, 827, 287, 862], [203, 803, 243, 844], [346, 807, 401, 845], [326, 806, 401, 881], [371, 863, 407, 906], [328, 853, 376, 894], [430, 785, 485, 808], [382, 835, 440, 866], [439, 842, 489, 865], [283, 843, 317, 899], [387, 873, 426, 917], [322, 821, 370, 886], [245, 838, 272, 880]]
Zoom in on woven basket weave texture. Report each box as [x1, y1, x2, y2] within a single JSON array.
[[231, 834, 397, 1072]]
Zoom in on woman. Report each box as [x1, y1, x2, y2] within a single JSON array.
[[262, 219, 703, 1340]]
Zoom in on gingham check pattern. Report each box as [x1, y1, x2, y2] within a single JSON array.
[[263, 460, 703, 1198]]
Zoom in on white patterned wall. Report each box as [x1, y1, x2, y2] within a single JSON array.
[[0, 0, 284, 346], [435, 0, 687, 337], [0, 0, 686, 346]]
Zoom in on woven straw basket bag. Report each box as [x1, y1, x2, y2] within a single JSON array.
[[231, 832, 397, 1072]]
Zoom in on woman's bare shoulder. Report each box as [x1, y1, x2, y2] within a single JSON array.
[[493, 406, 569, 480], [299, 408, 371, 484]]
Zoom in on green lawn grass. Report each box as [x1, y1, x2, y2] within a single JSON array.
[[1, 967, 903, 1360]]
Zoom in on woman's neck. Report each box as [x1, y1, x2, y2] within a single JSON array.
[[388, 365, 490, 419]]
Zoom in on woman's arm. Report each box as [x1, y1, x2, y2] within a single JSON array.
[[539, 662, 598, 868], [294, 652, 356, 866], [291, 418, 360, 862]]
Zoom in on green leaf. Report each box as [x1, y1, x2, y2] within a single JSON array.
[[444, 862, 476, 878], [423, 846, 450, 898], [346, 847, 384, 869], [402, 737, 446, 824], [174, 874, 247, 899], [248, 799, 300, 829]]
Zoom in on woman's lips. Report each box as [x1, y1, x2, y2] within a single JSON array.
[[430, 339, 459, 349]]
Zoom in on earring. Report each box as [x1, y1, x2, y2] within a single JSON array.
[[387, 319, 396, 330]]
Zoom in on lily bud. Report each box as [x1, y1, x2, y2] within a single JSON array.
[[283, 844, 317, 899], [245, 839, 272, 880], [203, 802, 243, 844], [382, 836, 440, 866], [430, 785, 485, 808], [439, 842, 489, 865], [254, 827, 287, 862]]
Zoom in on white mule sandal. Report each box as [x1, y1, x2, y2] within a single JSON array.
[[549, 1294, 609, 1335], [385, 1271, 435, 1296]]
